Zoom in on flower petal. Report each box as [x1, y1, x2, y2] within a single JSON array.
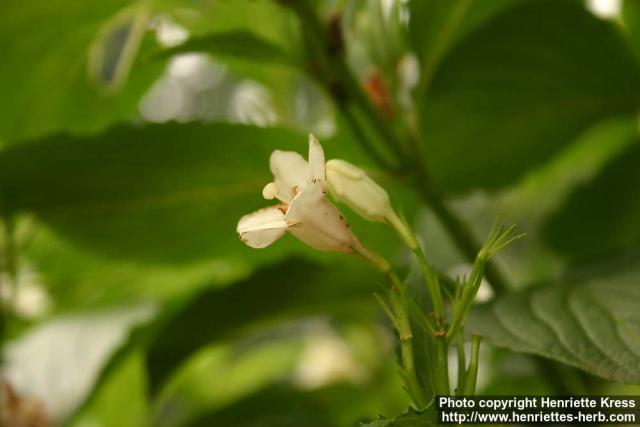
[[270, 150, 309, 203], [262, 182, 278, 200], [308, 134, 326, 183], [237, 206, 287, 248], [285, 181, 356, 252]]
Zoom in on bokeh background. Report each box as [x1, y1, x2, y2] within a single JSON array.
[[1, 0, 640, 426]]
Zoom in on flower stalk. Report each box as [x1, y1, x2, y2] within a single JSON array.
[[455, 333, 467, 395], [462, 335, 482, 396], [376, 269, 427, 408], [447, 218, 525, 340], [433, 336, 451, 396]]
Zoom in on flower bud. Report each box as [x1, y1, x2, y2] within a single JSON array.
[[325, 159, 392, 222], [325, 159, 418, 249]]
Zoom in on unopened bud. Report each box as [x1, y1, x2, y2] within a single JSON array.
[[325, 159, 418, 249], [326, 159, 391, 222]]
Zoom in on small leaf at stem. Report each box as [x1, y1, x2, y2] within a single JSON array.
[[406, 297, 437, 336]]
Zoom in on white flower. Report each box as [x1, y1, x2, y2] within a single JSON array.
[[237, 135, 368, 254]]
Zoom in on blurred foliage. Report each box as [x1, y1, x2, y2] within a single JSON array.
[[0, 0, 160, 144], [544, 141, 640, 262], [68, 350, 148, 427], [1, 0, 640, 426], [0, 124, 306, 263], [145, 258, 381, 391], [420, 0, 640, 193]]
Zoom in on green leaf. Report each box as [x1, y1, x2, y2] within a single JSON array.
[[145, 257, 382, 393], [65, 350, 148, 427], [159, 0, 299, 52], [184, 386, 341, 427], [156, 30, 294, 66], [23, 224, 242, 312], [1, 122, 405, 268], [0, 123, 309, 264], [470, 267, 640, 383], [0, 0, 160, 144], [184, 378, 410, 427], [420, 0, 640, 193], [622, 0, 640, 64], [543, 141, 640, 262], [152, 341, 303, 427], [409, 0, 522, 83], [87, 2, 150, 91], [3, 305, 156, 423]]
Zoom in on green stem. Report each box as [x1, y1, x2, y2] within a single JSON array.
[[462, 335, 482, 396], [332, 58, 407, 161], [400, 334, 425, 407], [433, 336, 450, 396], [387, 209, 445, 325], [455, 333, 466, 395], [386, 270, 428, 408], [285, 0, 408, 160], [411, 171, 510, 294], [447, 257, 486, 340], [291, 0, 402, 170], [412, 246, 444, 325]]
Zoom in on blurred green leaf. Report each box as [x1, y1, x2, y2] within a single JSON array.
[[88, 2, 150, 91], [152, 340, 303, 427], [421, 0, 640, 193], [156, 322, 408, 427], [145, 257, 381, 393], [185, 386, 339, 427], [470, 267, 640, 383], [0, 123, 310, 264], [479, 349, 555, 395], [153, 0, 304, 124], [0, 122, 406, 269], [409, 0, 521, 85], [65, 349, 148, 427], [461, 116, 638, 287], [23, 224, 242, 311], [156, 30, 294, 66], [186, 378, 411, 427], [543, 141, 640, 262], [3, 304, 156, 423], [158, 0, 299, 51], [622, 0, 640, 64], [0, 0, 160, 144]]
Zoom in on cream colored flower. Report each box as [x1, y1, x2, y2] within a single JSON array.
[[237, 135, 371, 255]]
